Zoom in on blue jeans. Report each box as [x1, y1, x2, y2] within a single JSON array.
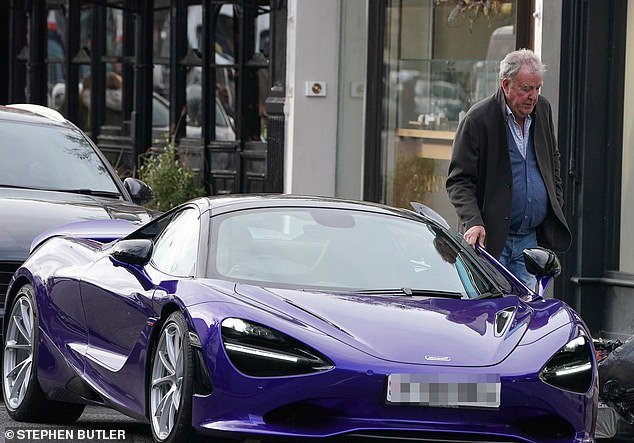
[[498, 231, 537, 290]]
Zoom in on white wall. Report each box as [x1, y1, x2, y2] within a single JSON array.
[[620, 1, 634, 273], [335, 1, 367, 200], [285, 0, 341, 196]]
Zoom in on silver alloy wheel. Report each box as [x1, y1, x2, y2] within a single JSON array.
[[3, 294, 35, 410], [150, 321, 184, 440]]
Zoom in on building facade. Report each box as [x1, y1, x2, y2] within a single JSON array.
[[285, 0, 634, 339]]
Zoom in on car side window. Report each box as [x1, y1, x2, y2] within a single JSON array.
[[128, 212, 176, 240], [151, 208, 200, 277]]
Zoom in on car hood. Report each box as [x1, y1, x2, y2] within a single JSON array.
[[0, 188, 152, 261], [234, 285, 546, 367]]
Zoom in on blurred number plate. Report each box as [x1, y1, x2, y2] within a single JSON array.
[[387, 373, 500, 408]]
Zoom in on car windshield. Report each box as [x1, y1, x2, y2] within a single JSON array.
[[209, 207, 497, 298], [0, 121, 120, 194]]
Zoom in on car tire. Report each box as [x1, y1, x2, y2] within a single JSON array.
[[149, 311, 196, 442], [2, 283, 85, 423]]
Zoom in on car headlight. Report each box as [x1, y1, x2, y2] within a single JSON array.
[[539, 335, 593, 394], [221, 318, 334, 377]]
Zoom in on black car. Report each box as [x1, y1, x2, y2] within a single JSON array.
[[0, 104, 156, 321]]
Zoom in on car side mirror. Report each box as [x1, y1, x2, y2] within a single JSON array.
[[124, 177, 153, 205], [111, 239, 153, 266], [523, 247, 561, 296]]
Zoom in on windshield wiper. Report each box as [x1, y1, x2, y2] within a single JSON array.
[[53, 189, 121, 198], [0, 184, 42, 190], [0, 185, 121, 199], [354, 288, 464, 299]]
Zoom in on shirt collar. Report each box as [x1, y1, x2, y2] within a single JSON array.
[[505, 104, 532, 124]]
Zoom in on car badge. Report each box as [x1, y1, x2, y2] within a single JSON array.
[[425, 355, 451, 362]]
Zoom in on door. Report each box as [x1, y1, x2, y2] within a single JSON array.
[[79, 207, 201, 412]]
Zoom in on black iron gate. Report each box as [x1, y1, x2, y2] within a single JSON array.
[[2, 0, 286, 195]]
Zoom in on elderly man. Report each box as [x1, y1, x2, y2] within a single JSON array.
[[446, 49, 571, 288]]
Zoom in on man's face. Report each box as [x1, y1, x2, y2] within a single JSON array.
[[501, 66, 542, 120]]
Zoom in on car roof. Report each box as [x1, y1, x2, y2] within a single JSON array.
[[0, 104, 76, 129], [198, 194, 424, 221]]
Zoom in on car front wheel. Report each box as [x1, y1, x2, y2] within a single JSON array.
[[149, 311, 196, 442]]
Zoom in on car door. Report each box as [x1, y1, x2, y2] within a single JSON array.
[[78, 207, 200, 411]]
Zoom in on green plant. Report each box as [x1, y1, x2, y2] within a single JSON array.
[[138, 142, 205, 211]]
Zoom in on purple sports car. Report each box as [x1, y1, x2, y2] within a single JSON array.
[[3, 195, 597, 442]]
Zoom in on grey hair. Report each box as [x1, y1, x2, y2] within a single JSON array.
[[499, 49, 546, 81]]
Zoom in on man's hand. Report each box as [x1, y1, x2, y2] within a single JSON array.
[[464, 225, 486, 248]]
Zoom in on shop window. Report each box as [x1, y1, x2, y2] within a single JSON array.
[[381, 0, 517, 225]]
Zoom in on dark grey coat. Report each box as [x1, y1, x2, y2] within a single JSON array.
[[446, 88, 571, 258]]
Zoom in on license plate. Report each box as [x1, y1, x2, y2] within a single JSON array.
[[386, 373, 501, 408]]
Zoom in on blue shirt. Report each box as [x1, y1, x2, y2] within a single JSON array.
[[506, 109, 548, 234]]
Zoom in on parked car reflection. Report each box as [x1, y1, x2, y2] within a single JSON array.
[[152, 86, 236, 141], [50, 77, 236, 141], [413, 78, 468, 122], [391, 69, 469, 130]]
